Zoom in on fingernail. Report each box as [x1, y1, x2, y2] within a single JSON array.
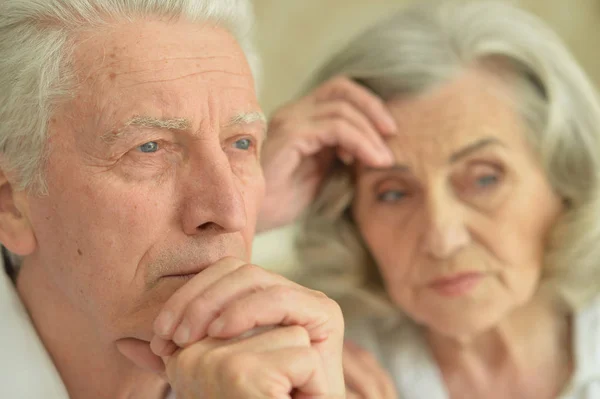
[[207, 317, 225, 337], [173, 319, 191, 346], [154, 310, 174, 337]]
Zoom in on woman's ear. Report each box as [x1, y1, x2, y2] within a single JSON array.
[[0, 170, 37, 256]]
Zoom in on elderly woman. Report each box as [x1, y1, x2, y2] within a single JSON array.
[[273, 1, 600, 398]]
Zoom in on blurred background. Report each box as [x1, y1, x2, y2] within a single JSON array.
[[250, 0, 600, 274]]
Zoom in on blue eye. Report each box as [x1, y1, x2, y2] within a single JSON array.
[[476, 175, 498, 187], [377, 190, 406, 203], [138, 141, 159, 153], [233, 138, 252, 150]]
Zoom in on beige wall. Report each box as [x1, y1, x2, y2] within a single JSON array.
[[250, 0, 600, 273]]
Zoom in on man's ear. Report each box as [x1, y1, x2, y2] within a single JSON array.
[[0, 170, 36, 256]]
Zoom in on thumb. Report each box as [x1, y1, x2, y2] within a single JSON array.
[[115, 337, 166, 375]]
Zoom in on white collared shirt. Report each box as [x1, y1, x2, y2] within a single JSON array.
[[0, 260, 70, 398]]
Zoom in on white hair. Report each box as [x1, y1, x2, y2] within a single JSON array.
[[0, 0, 259, 195], [297, 0, 600, 313]]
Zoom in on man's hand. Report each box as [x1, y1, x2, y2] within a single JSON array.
[[118, 257, 345, 398], [343, 341, 397, 399], [164, 326, 330, 399], [257, 76, 397, 232]]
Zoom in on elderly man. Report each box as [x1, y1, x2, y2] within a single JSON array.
[[0, 0, 396, 398]]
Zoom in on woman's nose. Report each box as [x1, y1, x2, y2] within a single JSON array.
[[420, 194, 470, 260]]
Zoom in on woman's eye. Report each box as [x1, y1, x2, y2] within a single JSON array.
[[475, 174, 499, 188], [377, 190, 406, 203], [233, 138, 252, 151], [137, 141, 159, 153]]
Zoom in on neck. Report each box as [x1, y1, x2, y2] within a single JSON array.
[[16, 261, 168, 399], [426, 294, 573, 398]]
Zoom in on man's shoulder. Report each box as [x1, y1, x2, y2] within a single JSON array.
[[0, 267, 69, 398]]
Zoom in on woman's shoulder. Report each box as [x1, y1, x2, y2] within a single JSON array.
[[340, 294, 418, 355], [564, 295, 600, 398], [574, 294, 600, 350]]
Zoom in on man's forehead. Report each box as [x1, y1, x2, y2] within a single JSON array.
[[74, 19, 252, 88]]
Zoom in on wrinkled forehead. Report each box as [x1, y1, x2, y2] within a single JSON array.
[[64, 19, 257, 132], [73, 18, 251, 78], [382, 70, 525, 164]]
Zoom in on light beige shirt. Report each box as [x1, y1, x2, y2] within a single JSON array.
[[345, 296, 600, 399]]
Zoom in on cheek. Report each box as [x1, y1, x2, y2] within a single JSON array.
[[30, 171, 173, 286], [356, 211, 414, 284], [486, 190, 561, 271]]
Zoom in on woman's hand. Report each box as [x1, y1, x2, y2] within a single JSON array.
[[257, 76, 397, 232], [343, 341, 398, 399]]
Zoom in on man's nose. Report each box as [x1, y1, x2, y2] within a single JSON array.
[[180, 148, 247, 235], [420, 191, 470, 260]]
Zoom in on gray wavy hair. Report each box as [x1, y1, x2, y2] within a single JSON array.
[[296, 0, 600, 314], [0, 0, 259, 195]]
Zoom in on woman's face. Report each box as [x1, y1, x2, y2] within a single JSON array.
[[352, 69, 564, 339]]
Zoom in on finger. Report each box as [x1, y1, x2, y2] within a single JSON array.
[[310, 119, 393, 167], [115, 337, 166, 375], [171, 263, 298, 347], [343, 344, 382, 399], [314, 100, 389, 156], [228, 325, 311, 352], [164, 329, 324, 399], [344, 342, 397, 399], [345, 389, 363, 399], [206, 285, 339, 344], [153, 257, 246, 340], [252, 348, 328, 398], [346, 341, 395, 396], [316, 76, 397, 135], [205, 286, 346, 397], [150, 335, 180, 358]]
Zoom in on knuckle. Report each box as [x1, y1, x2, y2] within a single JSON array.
[[329, 75, 351, 88], [317, 76, 349, 98], [219, 256, 246, 268], [284, 325, 311, 347], [330, 119, 351, 134], [330, 102, 354, 117], [185, 295, 216, 323], [237, 262, 262, 276], [313, 291, 344, 320], [265, 285, 299, 307]]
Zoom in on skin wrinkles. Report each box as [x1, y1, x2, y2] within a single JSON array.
[[362, 138, 505, 175], [20, 18, 262, 347], [104, 55, 240, 76], [0, 14, 353, 399], [122, 69, 251, 88], [353, 69, 563, 341]]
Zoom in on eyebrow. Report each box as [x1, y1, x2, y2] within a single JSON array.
[[362, 137, 504, 174], [448, 137, 503, 163], [101, 111, 267, 144]]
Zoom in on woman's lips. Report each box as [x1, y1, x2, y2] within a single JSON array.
[[428, 272, 484, 297]]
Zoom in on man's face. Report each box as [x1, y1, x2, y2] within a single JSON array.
[[22, 19, 265, 342]]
